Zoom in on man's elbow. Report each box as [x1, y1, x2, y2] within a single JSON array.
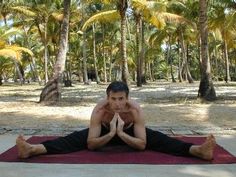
[[87, 140, 96, 150], [138, 141, 146, 151], [87, 144, 95, 150]]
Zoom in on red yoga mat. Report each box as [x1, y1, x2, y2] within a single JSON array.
[[0, 136, 236, 164]]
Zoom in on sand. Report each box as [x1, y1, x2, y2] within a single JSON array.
[[1, 81, 236, 130]]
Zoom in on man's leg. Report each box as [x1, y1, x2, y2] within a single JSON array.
[[16, 128, 89, 158], [189, 134, 216, 160], [16, 135, 47, 158], [108, 125, 135, 146], [145, 128, 216, 160]]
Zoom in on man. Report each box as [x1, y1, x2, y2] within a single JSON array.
[[16, 81, 216, 160]]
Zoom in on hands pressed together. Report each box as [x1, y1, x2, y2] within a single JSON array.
[[109, 113, 125, 137]]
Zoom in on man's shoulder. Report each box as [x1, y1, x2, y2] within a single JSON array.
[[93, 99, 110, 114], [95, 99, 108, 108], [91, 103, 106, 122], [128, 99, 141, 109], [127, 100, 142, 115]]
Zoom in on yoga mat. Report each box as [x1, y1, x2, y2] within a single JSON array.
[[0, 136, 236, 164]]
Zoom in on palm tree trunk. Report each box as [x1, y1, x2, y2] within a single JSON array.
[[168, 36, 176, 83], [177, 39, 183, 82], [29, 62, 36, 81], [119, 0, 129, 84], [44, 19, 49, 84], [223, 39, 231, 83], [180, 29, 193, 83], [83, 32, 89, 84], [31, 57, 42, 85], [102, 24, 107, 83], [109, 42, 113, 82], [135, 14, 142, 87], [141, 21, 146, 84], [214, 43, 218, 81], [186, 44, 194, 83], [81, 1, 88, 84], [92, 24, 100, 84], [36, 23, 49, 84], [0, 75, 2, 85], [79, 61, 83, 82], [13, 60, 24, 85], [198, 0, 216, 101], [3, 17, 7, 27], [149, 62, 154, 81], [144, 57, 147, 81], [40, 0, 71, 102]]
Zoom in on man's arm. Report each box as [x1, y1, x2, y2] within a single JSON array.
[[87, 108, 117, 150], [117, 108, 146, 150]]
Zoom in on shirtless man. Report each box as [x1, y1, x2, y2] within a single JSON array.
[[16, 81, 216, 160]]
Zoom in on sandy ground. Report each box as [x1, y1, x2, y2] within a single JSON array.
[[0, 81, 236, 131]]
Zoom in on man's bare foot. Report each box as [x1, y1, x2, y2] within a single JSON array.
[[16, 135, 33, 159], [190, 134, 216, 160]]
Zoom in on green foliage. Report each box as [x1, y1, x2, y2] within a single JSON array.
[[0, 0, 235, 84], [82, 10, 120, 31]]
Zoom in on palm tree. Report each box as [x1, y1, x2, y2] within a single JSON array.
[[0, 27, 34, 84], [165, 0, 198, 83], [132, 0, 196, 84], [198, 0, 216, 101], [82, 9, 120, 82], [134, 12, 143, 86], [92, 23, 100, 83], [14, 0, 64, 84], [208, 0, 236, 83], [83, 0, 182, 84], [118, 0, 129, 84], [80, 0, 89, 84], [178, 25, 194, 83], [0, 57, 11, 85], [83, 0, 129, 83], [40, 0, 71, 102], [0, 0, 16, 26], [131, 0, 165, 86]]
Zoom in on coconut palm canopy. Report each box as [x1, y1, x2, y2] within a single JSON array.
[[0, 28, 33, 61], [0, 0, 235, 100]]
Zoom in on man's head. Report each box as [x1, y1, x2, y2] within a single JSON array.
[[106, 81, 129, 97], [106, 81, 129, 112]]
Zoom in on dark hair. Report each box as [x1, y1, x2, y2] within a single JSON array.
[[106, 81, 129, 97]]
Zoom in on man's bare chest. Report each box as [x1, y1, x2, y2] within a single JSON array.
[[101, 112, 134, 128]]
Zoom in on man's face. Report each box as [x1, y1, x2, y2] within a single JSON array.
[[107, 91, 128, 113]]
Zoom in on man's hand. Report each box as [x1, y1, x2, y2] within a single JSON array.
[[117, 115, 124, 136], [109, 113, 124, 137], [109, 113, 118, 137]]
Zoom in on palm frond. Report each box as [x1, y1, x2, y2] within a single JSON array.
[[226, 11, 236, 29], [52, 12, 64, 21], [0, 49, 19, 60], [167, 1, 186, 13], [132, 0, 166, 13], [0, 56, 14, 72], [0, 28, 23, 40], [210, 29, 222, 41], [0, 45, 33, 61], [82, 10, 120, 31], [131, 0, 148, 14], [10, 46, 34, 56], [10, 6, 37, 17], [149, 15, 165, 29], [147, 1, 166, 12], [160, 12, 191, 25], [0, 40, 6, 48], [0, 14, 4, 20], [131, 0, 166, 29], [88, 0, 115, 4]]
